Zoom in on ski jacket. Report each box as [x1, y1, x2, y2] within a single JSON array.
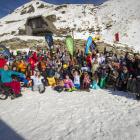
[[0, 69, 24, 83]]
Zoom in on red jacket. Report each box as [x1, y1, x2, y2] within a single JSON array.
[[28, 57, 36, 70], [28, 52, 38, 70], [0, 58, 7, 68], [86, 55, 92, 67], [32, 52, 38, 63]]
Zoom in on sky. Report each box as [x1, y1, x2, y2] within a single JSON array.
[[0, 0, 106, 18]]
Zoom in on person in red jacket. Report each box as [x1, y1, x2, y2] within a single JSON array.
[[115, 32, 119, 42], [0, 54, 7, 68], [28, 52, 38, 74], [86, 54, 92, 68]]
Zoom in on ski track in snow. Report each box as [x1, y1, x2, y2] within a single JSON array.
[[0, 87, 140, 140]]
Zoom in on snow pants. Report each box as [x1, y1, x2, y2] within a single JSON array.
[[33, 84, 45, 93], [65, 81, 74, 89], [4, 81, 21, 95], [82, 82, 90, 89], [127, 79, 137, 93]]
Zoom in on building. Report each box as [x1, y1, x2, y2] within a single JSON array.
[[25, 15, 58, 36]]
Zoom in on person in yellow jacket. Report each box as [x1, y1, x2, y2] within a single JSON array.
[[18, 60, 27, 74]]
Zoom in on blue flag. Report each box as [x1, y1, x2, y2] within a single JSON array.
[[45, 33, 53, 48]]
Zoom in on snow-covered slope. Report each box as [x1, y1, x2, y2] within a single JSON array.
[[97, 0, 140, 51], [0, 0, 140, 51], [0, 0, 97, 37], [0, 0, 53, 35]]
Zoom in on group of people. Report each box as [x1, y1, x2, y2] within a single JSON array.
[[0, 44, 140, 100]]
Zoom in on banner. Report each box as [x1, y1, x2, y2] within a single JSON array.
[[85, 36, 93, 54], [65, 36, 74, 56], [45, 33, 53, 48]]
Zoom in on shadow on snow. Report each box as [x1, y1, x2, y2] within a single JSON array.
[[0, 119, 25, 140]]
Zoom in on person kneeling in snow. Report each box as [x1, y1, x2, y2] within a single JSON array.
[[31, 71, 45, 94]]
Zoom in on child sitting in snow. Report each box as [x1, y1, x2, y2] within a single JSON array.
[[72, 70, 81, 89], [30, 71, 45, 94], [90, 71, 100, 90], [82, 71, 91, 91], [64, 74, 76, 92]]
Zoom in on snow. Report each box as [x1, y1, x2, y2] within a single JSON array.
[[97, 0, 140, 51], [0, 0, 54, 35], [0, 87, 140, 140], [0, 1, 140, 139]]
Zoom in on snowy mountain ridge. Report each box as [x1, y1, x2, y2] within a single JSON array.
[[0, 0, 140, 51]]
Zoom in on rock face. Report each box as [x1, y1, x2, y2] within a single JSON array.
[[0, 37, 134, 57], [0, 38, 45, 50]]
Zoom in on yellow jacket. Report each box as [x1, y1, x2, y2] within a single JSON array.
[[18, 62, 27, 73]]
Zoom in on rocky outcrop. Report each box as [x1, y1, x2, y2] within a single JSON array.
[[0, 38, 44, 50], [0, 37, 134, 56], [20, 5, 35, 15], [55, 5, 67, 11]]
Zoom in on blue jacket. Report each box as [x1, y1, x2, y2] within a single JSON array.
[[0, 69, 24, 83]]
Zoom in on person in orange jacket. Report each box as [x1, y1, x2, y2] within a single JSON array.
[[18, 60, 27, 74]]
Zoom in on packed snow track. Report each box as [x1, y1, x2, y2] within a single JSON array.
[[0, 87, 140, 140]]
